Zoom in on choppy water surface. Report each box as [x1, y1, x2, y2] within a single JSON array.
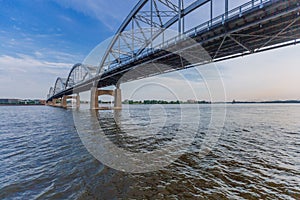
[[0, 104, 299, 199]]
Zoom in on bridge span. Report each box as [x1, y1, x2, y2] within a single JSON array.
[[46, 0, 300, 109]]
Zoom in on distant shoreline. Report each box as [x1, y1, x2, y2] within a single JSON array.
[[123, 100, 300, 105], [228, 100, 300, 104], [1, 100, 299, 106], [0, 104, 45, 106]]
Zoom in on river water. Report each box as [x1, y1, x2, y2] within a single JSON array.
[[0, 104, 299, 199]]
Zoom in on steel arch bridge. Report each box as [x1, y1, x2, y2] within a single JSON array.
[[46, 0, 300, 109]]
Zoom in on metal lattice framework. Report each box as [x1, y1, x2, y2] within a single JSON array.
[[47, 87, 54, 99], [65, 63, 97, 89], [53, 77, 67, 95], [98, 0, 213, 73], [98, 0, 300, 74]]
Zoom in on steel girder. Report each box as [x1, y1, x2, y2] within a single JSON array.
[[97, 0, 211, 75]]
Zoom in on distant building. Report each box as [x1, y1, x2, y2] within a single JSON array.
[[123, 99, 129, 104], [0, 98, 45, 105], [19, 99, 33, 104], [0, 99, 9, 104], [187, 99, 197, 104], [0, 99, 20, 104]]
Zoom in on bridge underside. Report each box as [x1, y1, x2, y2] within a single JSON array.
[[47, 0, 300, 102]]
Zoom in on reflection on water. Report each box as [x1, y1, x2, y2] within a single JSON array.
[[73, 104, 219, 173], [0, 104, 299, 199]]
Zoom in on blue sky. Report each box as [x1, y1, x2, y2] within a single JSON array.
[[0, 0, 138, 98], [0, 0, 299, 101]]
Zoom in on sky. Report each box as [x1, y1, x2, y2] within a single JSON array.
[[0, 0, 299, 101]]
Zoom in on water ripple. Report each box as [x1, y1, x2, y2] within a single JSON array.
[[0, 105, 299, 199]]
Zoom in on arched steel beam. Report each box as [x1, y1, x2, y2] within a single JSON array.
[[65, 63, 97, 89], [49, 87, 54, 96], [97, 0, 211, 74], [47, 87, 54, 99], [53, 77, 67, 95], [97, 0, 148, 74]]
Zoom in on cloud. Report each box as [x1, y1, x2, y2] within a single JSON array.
[[0, 54, 71, 74], [0, 32, 69, 61], [0, 53, 74, 98], [0, 30, 84, 63], [31, 49, 84, 64], [52, 0, 138, 31]]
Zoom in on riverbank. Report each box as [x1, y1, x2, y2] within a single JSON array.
[[0, 104, 45, 106]]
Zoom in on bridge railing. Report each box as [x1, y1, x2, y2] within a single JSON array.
[[152, 0, 271, 56], [186, 0, 271, 37], [106, 0, 272, 72]]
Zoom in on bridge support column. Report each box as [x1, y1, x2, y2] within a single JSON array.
[[114, 87, 122, 110], [61, 95, 67, 108], [52, 98, 58, 107], [76, 93, 80, 108], [90, 87, 99, 109]]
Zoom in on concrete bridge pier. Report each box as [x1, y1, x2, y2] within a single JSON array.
[[46, 101, 51, 106], [90, 86, 99, 110], [52, 98, 59, 107], [90, 86, 122, 110], [60, 94, 80, 108], [61, 95, 67, 108], [76, 93, 80, 108], [114, 85, 122, 110]]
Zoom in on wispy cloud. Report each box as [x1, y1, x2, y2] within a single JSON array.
[[0, 54, 72, 75], [0, 53, 75, 98], [31, 49, 84, 64], [0, 30, 84, 64], [52, 0, 138, 31]]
